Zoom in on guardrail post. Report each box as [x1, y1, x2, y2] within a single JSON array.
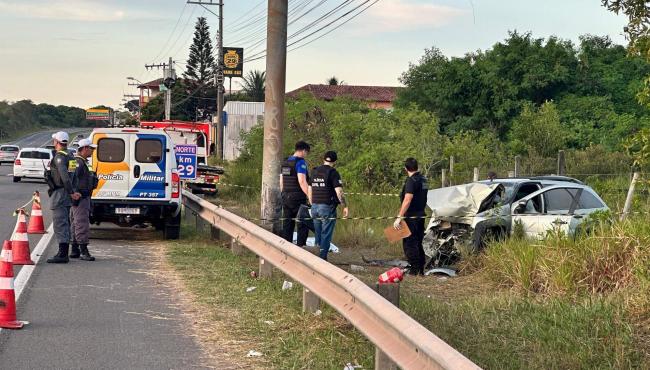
[[374, 283, 400, 370], [196, 215, 207, 233], [259, 257, 273, 278], [231, 238, 244, 256], [210, 226, 221, 241], [183, 205, 195, 224], [302, 287, 320, 313]]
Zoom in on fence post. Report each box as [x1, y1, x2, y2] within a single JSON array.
[[259, 257, 273, 278], [449, 156, 454, 185], [374, 283, 400, 370], [508, 171, 515, 178], [514, 155, 521, 177], [231, 238, 244, 256], [302, 287, 320, 313], [557, 150, 566, 176], [473, 167, 479, 182], [620, 172, 639, 221], [441, 169, 447, 188]]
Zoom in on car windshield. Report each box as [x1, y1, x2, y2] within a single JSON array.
[[1, 146, 18, 152], [488, 181, 517, 202]]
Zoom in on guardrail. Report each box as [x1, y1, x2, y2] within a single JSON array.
[[182, 190, 480, 370]]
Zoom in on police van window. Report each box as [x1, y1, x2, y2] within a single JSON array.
[[97, 138, 125, 163], [135, 139, 162, 163]]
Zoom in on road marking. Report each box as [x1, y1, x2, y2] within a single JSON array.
[[14, 223, 54, 300]]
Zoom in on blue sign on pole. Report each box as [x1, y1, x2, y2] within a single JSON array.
[[175, 144, 197, 180]]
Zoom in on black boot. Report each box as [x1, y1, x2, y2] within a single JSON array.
[[79, 244, 95, 261], [70, 243, 80, 259], [47, 243, 69, 264]]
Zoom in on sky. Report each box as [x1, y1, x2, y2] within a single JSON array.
[[0, 0, 629, 109]]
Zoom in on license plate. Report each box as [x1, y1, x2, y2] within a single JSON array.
[[115, 207, 140, 215]]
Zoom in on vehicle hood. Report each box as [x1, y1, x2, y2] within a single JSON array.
[[426, 183, 504, 223]]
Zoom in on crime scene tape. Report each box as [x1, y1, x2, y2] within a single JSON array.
[[213, 182, 401, 197]]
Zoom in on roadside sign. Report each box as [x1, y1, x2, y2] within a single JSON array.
[[222, 47, 243, 77], [86, 108, 110, 121], [175, 144, 197, 180]]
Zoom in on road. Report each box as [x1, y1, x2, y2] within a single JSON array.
[[0, 130, 227, 369], [6, 128, 91, 148]]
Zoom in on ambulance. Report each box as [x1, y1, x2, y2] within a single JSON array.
[[89, 128, 181, 239]]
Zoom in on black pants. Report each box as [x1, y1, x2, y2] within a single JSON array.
[[281, 199, 309, 246], [403, 217, 426, 274]]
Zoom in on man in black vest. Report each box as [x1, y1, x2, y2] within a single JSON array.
[[308, 151, 348, 260], [280, 141, 311, 246], [394, 158, 428, 275], [70, 138, 98, 261]]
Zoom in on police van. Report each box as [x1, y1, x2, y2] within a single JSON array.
[[89, 128, 181, 239]]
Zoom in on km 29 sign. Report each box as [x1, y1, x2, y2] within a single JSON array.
[[175, 144, 197, 180]]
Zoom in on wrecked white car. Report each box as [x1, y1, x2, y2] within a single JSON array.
[[423, 178, 609, 267]]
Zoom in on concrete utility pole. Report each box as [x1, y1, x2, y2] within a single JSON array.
[[187, 0, 224, 159], [145, 58, 176, 121], [260, 0, 288, 229]]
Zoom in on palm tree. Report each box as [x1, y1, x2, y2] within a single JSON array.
[[241, 70, 266, 101]]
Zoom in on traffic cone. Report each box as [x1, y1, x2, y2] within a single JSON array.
[[0, 240, 24, 329], [11, 210, 34, 265], [27, 191, 46, 234]]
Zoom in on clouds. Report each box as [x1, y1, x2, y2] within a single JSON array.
[[363, 0, 468, 33], [0, 1, 142, 22]]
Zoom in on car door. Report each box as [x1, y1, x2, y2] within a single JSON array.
[[512, 186, 581, 238], [92, 133, 131, 198], [127, 133, 169, 200]]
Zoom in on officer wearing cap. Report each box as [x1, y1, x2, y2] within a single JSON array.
[[47, 131, 81, 264], [308, 151, 348, 260], [69, 138, 98, 261], [279, 141, 311, 246], [393, 158, 428, 275]]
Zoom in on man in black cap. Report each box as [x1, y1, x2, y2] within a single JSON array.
[[279, 141, 311, 246], [308, 151, 348, 260], [394, 157, 428, 275]]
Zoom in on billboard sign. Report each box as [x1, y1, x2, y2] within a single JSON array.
[[222, 47, 243, 77], [86, 108, 111, 121]]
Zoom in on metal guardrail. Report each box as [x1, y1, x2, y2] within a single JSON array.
[[182, 190, 480, 370]]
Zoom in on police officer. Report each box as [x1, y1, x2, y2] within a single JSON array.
[[69, 138, 98, 261], [47, 131, 81, 264], [394, 158, 428, 275], [308, 151, 348, 260], [279, 141, 311, 246]]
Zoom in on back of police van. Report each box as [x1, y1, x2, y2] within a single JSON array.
[[90, 128, 181, 239]]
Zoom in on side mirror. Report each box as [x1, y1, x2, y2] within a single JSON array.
[[512, 201, 526, 214]]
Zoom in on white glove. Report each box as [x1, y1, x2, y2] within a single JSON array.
[[393, 217, 402, 230]]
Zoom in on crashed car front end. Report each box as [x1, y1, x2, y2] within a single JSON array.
[[423, 183, 508, 268]]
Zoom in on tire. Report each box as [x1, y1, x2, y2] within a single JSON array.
[[163, 213, 181, 240], [13, 176, 20, 183]]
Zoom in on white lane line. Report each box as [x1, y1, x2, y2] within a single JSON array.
[[14, 223, 54, 300]]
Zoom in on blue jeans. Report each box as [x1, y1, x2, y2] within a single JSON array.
[[311, 204, 337, 260]]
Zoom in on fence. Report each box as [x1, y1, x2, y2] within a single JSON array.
[[181, 190, 480, 370]]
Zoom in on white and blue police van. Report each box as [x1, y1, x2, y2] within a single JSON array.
[[89, 128, 182, 239]]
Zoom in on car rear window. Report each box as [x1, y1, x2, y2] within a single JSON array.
[[135, 139, 162, 163], [578, 190, 604, 209], [19, 151, 34, 159], [97, 138, 125, 163], [36, 151, 51, 159], [1, 146, 18, 152]]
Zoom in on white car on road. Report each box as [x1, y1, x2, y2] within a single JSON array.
[[13, 147, 53, 182], [0, 145, 20, 165]]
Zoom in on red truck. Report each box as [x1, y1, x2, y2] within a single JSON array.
[[141, 120, 224, 196]]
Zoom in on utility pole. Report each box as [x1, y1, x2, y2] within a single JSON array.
[[260, 0, 288, 230], [145, 57, 176, 121], [187, 0, 224, 159]]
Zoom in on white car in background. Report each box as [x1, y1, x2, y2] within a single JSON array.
[[13, 147, 53, 182], [0, 145, 20, 165]]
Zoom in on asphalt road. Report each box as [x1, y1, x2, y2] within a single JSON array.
[[0, 130, 225, 369]]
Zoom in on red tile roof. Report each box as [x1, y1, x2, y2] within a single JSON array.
[[137, 78, 163, 89], [287, 84, 399, 102]]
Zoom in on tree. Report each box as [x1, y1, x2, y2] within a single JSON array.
[[183, 17, 216, 88], [509, 102, 566, 158], [241, 70, 266, 102], [327, 76, 344, 85]]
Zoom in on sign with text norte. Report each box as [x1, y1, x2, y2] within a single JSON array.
[[222, 47, 243, 77], [86, 108, 110, 121], [175, 144, 197, 180]]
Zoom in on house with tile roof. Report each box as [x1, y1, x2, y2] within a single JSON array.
[[286, 84, 400, 109]]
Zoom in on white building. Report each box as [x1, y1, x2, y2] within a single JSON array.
[[221, 101, 265, 161]]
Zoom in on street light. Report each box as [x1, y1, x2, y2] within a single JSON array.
[[127, 77, 142, 85]]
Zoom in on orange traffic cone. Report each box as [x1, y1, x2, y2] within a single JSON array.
[[0, 240, 24, 329], [27, 191, 46, 234], [11, 210, 34, 265]]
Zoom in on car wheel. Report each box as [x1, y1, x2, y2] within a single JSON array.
[[163, 213, 181, 240], [13, 176, 20, 183]]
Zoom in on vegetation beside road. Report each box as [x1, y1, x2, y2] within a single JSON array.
[[0, 100, 93, 141]]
